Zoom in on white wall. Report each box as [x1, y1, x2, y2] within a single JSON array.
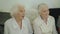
[[0, 0, 60, 12]]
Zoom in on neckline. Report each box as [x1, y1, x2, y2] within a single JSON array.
[[39, 16, 49, 26], [13, 18, 23, 30]]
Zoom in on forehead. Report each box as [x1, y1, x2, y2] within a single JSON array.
[[40, 5, 49, 10], [17, 4, 25, 9], [41, 5, 48, 8]]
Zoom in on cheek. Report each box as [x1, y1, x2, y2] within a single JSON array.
[[48, 12, 50, 14], [46, 11, 49, 15], [20, 13, 24, 16], [41, 12, 45, 15], [19, 13, 25, 17], [19, 13, 22, 17], [41, 12, 48, 16], [45, 11, 49, 14], [16, 13, 21, 17]]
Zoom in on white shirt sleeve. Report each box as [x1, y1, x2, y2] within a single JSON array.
[[33, 21, 42, 34], [4, 21, 9, 34], [27, 18, 33, 34], [52, 17, 58, 34]]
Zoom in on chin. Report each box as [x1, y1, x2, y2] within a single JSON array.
[[22, 17, 24, 19]]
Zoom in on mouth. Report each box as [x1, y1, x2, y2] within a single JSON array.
[[22, 16, 24, 18]]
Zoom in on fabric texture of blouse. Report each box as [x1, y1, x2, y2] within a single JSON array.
[[4, 17, 33, 34], [33, 15, 58, 34]]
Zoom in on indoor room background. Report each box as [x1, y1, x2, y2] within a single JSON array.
[[0, 0, 60, 34]]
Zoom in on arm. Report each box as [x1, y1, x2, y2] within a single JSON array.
[[32, 21, 42, 34], [4, 21, 9, 34], [52, 18, 58, 34], [27, 19, 33, 34]]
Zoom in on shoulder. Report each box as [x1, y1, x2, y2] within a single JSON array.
[[33, 16, 40, 23], [49, 15, 55, 21], [49, 15, 55, 24], [23, 17, 30, 22], [4, 18, 14, 24], [24, 17, 30, 22], [23, 17, 31, 25]]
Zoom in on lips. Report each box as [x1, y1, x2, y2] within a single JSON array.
[[22, 16, 24, 18]]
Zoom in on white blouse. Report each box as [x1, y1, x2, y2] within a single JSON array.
[[4, 17, 33, 34], [33, 15, 58, 34]]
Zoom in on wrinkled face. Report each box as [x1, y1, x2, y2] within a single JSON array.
[[15, 5, 25, 20], [39, 5, 49, 18]]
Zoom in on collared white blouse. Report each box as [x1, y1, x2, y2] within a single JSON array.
[[33, 15, 58, 34], [4, 17, 33, 34]]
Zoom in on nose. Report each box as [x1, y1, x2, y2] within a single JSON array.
[[22, 11, 25, 16], [23, 12, 25, 16]]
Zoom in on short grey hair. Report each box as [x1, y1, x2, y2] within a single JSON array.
[[38, 3, 48, 10], [37, 3, 49, 13], [10, 4, 25, 17]]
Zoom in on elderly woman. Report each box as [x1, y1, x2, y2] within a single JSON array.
[[4, 4, 33, 34], [33, 3, 58, 34]]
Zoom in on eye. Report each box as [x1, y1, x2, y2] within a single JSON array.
[[19, 9, 25, 13], [20, 10, 23, 12], [43, 11, 46, 12]]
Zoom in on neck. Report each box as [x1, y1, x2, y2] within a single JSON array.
[[40, 15, 48, 24], [15, 17, 22, 23], [40, 15, 48, 20], [14, 17, 22, 29]]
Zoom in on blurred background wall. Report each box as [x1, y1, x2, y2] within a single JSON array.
[[0, 0, 60, 34], [0, 0, 60, 12]]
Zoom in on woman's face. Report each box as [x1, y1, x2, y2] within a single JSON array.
[[39, 5, 49, 18], [15, 5, 25, 20]]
